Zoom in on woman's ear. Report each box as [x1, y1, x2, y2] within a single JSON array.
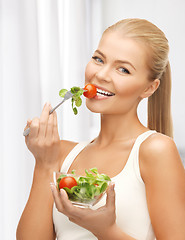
[[140, 79, 160, 98]]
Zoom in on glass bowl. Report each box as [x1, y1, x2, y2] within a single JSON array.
[[53, 169, 111, 208]]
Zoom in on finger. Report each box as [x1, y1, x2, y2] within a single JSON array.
[[24, 119, 32, 131], [29, 117, 40, 138], [38, 103, 51, 138], [59, 189, 82, 217], [106, 183, 116, 209], [53, 111, 60, 139], [27, 119, 32, 126], [46, 111, 54, 139], [50, 183, 64, 213]]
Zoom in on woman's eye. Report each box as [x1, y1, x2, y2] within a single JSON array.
[[92, 56, 103, 63], [118, 67, 130, 74]]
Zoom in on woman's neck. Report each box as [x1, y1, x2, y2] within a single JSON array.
[[94, 112, 148, 147]]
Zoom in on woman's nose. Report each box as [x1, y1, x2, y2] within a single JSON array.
[[95, 65, 111, 82]]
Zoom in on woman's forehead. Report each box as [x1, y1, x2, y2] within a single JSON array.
[[97, 31, 150, 69]]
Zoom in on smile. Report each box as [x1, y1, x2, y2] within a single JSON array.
[[96, 88, 115, 97]]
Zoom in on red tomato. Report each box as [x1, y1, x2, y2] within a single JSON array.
[[83, 84, 97, 98], [59, 176, 77, 189]]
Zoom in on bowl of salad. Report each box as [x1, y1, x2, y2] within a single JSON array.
[[53, 168, 111, 208]]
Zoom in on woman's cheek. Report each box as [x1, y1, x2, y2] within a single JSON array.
[[114, 77, 145, 97]]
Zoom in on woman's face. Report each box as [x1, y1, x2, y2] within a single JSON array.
[[85, 31, 151, 115]]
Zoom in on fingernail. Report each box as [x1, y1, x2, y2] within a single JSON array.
[[27, 120, 31, 125], [44, 102, 50, 107], [60, 189, 65, 195], [47, 102, 52, 109], [111, 183, 115, 190], [50, 182, 55, 191]]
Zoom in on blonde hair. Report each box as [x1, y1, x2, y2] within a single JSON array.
[[104, 18, 173, 138]]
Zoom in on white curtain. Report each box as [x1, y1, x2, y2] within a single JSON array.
[[0, 0, 102, 239]]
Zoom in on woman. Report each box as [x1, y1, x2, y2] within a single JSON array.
[[17, 19, 185, 240]]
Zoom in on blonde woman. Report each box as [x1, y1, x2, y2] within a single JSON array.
[[17, 19, 185, 240]]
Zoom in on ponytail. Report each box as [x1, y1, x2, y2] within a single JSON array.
[[148, 62, 173, 138]]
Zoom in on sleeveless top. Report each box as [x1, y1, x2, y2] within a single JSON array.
[[53, 130, 156, 240]]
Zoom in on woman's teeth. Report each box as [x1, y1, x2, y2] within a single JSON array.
[[96, 88, 115, 96]]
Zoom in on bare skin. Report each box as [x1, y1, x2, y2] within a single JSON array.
[[17, 31, 185, 240]]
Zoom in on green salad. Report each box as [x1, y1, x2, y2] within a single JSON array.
[[57, 168, 111, 204], [59, 86, 84, 115], [59, 84, 97, 115]]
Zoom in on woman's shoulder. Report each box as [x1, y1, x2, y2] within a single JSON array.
[[139, 132, 181, 180], [140, 131, 176, 158]]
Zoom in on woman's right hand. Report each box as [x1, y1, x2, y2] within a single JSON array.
[[24, 102, 62, 171]]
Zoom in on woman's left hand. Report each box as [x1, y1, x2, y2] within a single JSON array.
[[50, 183, 116, 238]]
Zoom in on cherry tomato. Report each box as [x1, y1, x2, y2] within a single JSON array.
[[83, 84, 97, 98], [59, 176, 77, 189]]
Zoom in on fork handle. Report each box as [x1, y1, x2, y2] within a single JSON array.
[[49, 98, 65, 114]]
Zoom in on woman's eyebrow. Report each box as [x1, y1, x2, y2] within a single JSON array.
[[95, 50, 136, 71], [95, 50, 106, 58], [114, 60, 136, 70]]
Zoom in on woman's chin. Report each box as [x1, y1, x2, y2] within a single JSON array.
[[85, 100, 103, 113], [86, 104, 101, 113], [85, 101, 113, 114]]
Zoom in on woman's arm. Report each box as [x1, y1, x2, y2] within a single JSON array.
[[17, 167, 56, 240], [16, 103, 76, 240], [140, 133, 185, 240]]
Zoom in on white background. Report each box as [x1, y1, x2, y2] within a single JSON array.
[[0, 0, 185, 239]]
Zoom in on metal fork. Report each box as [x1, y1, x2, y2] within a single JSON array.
[[23, 91, 74, 136]]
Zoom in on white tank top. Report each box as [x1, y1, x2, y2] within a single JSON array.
[[53, 130, 156, 240]]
